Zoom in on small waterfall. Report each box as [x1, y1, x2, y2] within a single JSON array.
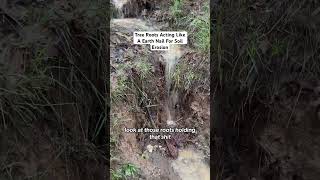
[[112, 0, 127, 18], [163, 45, 183, 126]]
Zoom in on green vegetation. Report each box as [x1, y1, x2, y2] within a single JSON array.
[[170, 0, 184, 18], [111, 57, 154, 104], [168, 0, 210, 93], [170, 0, 210, 53], [111, 163, 139, 180], [189, 14, 210, 53], [173, 62, 199, 90], [187, 2, 210, 53], [135, 59, 153, 80], [111, 74, 130, 103], [1, 1, 108, 179]]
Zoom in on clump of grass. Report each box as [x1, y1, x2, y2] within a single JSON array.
[[172, 60, 207, 91], [111, 74, 130, 103], [0, 47, 52, 129], [134, 58, 153, 80], [187, 3, 210, 53], [170, 0, 184, 19], [169, 1, 210, 53], [1, 0, 109, 178], [111, 163, 139, 180], [166, 1, 210, 94], [111, 56, 153, 104]]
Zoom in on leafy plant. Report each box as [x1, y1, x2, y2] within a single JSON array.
[[111, 163, 139, 180]]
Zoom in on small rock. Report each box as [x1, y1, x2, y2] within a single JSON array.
[[146, 144, 153, 153], [167, 120, 176, 126]]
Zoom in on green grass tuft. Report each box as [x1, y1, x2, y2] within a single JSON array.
[[111, 163, 139, 180], [170, 1, 210, 53], [170, 0, 184, 18]]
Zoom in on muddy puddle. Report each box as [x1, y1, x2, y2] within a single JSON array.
[[145, 148, 210, 180], [171, 149, 210, 180]]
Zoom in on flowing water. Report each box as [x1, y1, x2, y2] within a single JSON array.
[[111, 1, 210, 179], [163, 45, 183, 126], [112, 0, 127, 18]]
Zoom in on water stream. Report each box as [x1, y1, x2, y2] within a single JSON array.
[[112, 0, 127, 18], [163, 45, 183, 126]]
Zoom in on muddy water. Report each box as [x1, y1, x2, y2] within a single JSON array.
[[171, 149, 210, 180], [111, 1, 210, 180]]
